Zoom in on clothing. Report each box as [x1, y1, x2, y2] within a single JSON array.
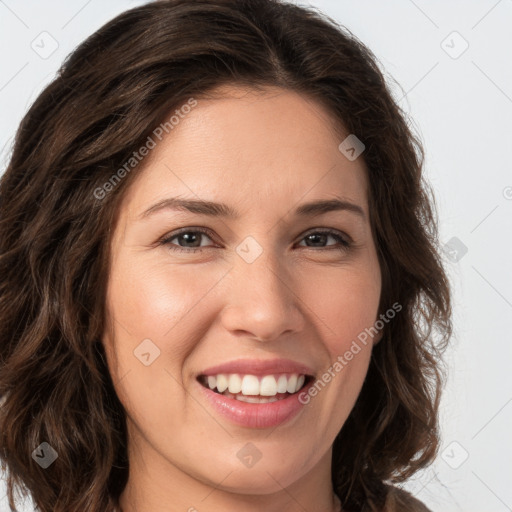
[[383, 486, 433, 512]]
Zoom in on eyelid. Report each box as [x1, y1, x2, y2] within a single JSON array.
[[159, 226, 217, 246], [299, 227, 353, 245]]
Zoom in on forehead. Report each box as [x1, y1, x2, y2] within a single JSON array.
[[121, 85, 369, 222]]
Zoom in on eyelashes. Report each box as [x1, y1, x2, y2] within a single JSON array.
[[158, 227, 352, 254]]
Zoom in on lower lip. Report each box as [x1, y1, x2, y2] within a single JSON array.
[[196, 379, 312, 429]]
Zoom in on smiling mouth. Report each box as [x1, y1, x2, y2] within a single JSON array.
[[197, 373, 313, 402]]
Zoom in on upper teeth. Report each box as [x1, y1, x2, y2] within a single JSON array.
[[204, 373, 306, 396]]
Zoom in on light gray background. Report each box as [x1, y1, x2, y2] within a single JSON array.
[[1, 1, 511, 511]]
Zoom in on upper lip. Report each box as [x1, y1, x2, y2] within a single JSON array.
[[198, 358, 315, 377]]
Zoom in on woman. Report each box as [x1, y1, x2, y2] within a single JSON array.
[[0, 1, 452, 511]]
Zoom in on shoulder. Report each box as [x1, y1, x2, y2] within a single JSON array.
[[383, 485, 433, 512]]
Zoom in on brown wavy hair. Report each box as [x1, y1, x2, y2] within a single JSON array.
[[0, 0, 452, 510]]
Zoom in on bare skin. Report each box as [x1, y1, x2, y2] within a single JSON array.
[[102, 84, 382, 512]]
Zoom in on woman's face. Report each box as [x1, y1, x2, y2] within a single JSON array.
[[103, 85, 382, 508]]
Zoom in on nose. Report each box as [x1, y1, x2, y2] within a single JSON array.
[[219, 248, 305, 342]]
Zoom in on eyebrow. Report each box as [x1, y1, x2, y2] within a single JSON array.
[[138, 197, 366, 221]]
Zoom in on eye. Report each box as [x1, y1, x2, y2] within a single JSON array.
[[159, 227, 215, 253], [159, 227, 352, 253], [296, 229, 351, 251]]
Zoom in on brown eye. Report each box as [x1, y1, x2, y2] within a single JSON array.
[[160, 228, 216, 253], [297, 230, 351, 251]]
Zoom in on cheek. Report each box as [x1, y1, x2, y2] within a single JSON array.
[[301, 263, 381, 355], [303, 267, 379, 424], [107, 256, 223, 341], [103, 255, 233, 404], [103, 258, 215, 428]]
